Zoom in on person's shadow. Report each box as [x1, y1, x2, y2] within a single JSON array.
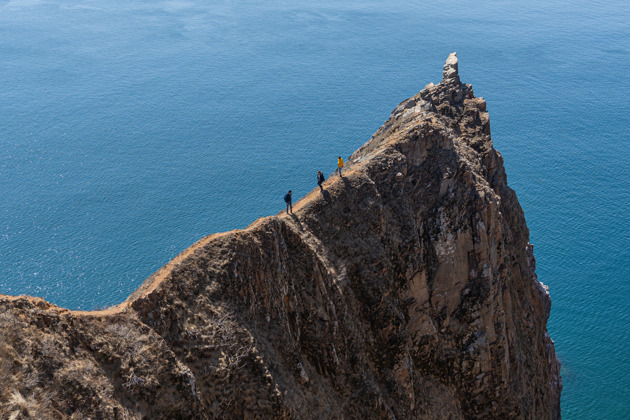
[[320, 189, 332, 203], [288, 212, 306, 231]]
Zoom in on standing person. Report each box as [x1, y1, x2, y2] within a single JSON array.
[[337, 156, 344, 176], [284, 190, 292, 214], [317, 170, 325, 191]]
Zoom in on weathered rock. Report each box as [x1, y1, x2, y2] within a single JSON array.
[[443, 52, 460, 84], [0, 54, 561, 419]]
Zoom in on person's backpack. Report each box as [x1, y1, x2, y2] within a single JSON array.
[[284, 193, 291, 203]]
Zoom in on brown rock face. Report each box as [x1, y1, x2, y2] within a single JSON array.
[[0, 54, 561, 419]]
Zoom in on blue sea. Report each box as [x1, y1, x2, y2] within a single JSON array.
[[1, 0, 628, 417]]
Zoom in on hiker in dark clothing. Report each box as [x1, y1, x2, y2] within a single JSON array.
[[284, 190, 292, 214], [317, 171, 325, 191]]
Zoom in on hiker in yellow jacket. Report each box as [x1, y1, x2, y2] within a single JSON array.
[[337, 156, 344, 177]]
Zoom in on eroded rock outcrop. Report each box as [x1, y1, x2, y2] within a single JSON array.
[[0, 54, 561, 419]]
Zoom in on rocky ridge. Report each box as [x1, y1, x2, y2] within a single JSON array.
[[0, 53, 561, 419]]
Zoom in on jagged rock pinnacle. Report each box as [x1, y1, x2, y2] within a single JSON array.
[[442, 52, 460, 84]]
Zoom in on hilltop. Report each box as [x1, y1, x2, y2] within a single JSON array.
[[0, 53, 561, 419]]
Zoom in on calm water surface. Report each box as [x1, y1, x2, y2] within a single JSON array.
[[1, 0, 628, 417]]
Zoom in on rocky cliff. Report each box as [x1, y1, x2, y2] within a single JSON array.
[[0, 53, 561, 419]]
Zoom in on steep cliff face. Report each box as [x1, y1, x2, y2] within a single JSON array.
[[0, 54, 561, 419]]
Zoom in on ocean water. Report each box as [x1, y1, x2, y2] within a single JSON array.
[[1, 0, 628, 417]]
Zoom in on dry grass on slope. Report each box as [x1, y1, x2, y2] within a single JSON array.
[[0, 301, 199, 419]]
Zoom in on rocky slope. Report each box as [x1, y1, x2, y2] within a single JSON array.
[[0, 53, 561, 419]]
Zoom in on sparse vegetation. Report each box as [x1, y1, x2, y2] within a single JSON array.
[[0, 304, 192, 419]]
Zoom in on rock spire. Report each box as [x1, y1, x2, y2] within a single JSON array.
[[443, 51, 460, 84]]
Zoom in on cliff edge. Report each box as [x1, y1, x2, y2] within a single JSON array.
[[0, 53, 561, 419]]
